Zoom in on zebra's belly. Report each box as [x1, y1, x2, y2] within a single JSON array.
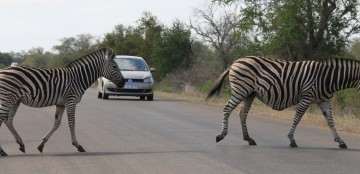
[[255, 93, 299, 111], [255, 92, 323, 111], [20, 95, 64, 107]]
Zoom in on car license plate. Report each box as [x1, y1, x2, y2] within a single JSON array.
[[124, 85, 139, 89]]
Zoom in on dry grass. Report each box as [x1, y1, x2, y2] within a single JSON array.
[[155, 91, 360, 135]]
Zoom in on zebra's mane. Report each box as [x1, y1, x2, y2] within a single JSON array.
[[246, 56, 360, 64], [65, 48, 114, 68], [319, 57, 360, 63]]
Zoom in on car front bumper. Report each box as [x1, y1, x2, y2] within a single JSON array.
[[103, 81, 154, 96]]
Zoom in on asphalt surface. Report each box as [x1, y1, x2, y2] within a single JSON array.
[[0, 88, 359, 174]]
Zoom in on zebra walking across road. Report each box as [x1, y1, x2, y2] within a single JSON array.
[[0, 48, 125, 156], [206, 56, 360, 148]]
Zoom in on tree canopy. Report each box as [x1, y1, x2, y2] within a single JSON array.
[[0, 52, 13, 68], [213, 0, 360, 60]]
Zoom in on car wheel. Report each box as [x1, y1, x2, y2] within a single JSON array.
[[97, 91, 103, 98], [147, 95, 153, 101], [102, 93, 109, 100], [140, 96, 146, 100]]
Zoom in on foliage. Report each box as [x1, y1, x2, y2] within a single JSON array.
[[137, 12, 164, 66], [333, 89, 360, 118], [100, 12, 164, 70], [100, 24, 145, 56], [213, 0, 360, 60], [0, 52, 13, 68], [53, 34, 97, 55], [201, 80, 214, 93], [20, 47, 51, 68], [101, 12, 192, 81], [349, 38, 360, 60], [152, 20, 192, 79], [190, 2, 247, 69]]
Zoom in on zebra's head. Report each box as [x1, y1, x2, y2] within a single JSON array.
[[103, 49, 125, 88]]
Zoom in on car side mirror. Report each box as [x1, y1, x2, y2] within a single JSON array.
[[150, 68, 156, 72]]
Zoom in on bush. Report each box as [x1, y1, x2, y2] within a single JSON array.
[[333, 89, 360, 118], [201, 80, 214, 93]]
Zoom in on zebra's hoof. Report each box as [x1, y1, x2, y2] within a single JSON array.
[[248, 140, 257, 146], [289, 142, 298, 148], [77, 146, 86, 152], [0, 149, 8, 156], [216, 135, 223, 142], [19, 145, 25, 153], [38, 145, 44, 153], [339, 143, 347, 149]]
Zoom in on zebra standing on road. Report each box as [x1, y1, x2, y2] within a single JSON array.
[[0, 48, 125, 156], [206, 56, 360, 148]]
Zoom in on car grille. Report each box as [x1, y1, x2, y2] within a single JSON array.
[[125, 79, 143, 82], [108, 88, 152, 93]]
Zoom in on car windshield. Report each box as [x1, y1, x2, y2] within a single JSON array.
[[114, 58, 149, 71]]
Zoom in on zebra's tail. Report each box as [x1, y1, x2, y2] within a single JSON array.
[[206, 68, 230, 101]]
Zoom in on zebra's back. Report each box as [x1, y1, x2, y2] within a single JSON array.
[[0, 66, 72, 107]]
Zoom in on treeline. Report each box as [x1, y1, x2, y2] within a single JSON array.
[[1, 12, 192, 81], [1, 0, 360, 116]]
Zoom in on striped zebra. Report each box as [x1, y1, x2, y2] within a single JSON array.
[[0, 48, 125, 156], [206, 56, 360, 148]]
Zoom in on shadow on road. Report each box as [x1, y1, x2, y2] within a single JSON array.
[[104, 97, 183, 102], [217, 144, 360, 152], [3, 150, 206, 158]]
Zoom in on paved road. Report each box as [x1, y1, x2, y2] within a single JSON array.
[[0, 88, 359, 174]]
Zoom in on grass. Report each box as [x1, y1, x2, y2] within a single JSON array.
[[155, 91, 360, 135]]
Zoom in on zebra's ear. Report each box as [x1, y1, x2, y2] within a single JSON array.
[[105, 48, 116, 61]]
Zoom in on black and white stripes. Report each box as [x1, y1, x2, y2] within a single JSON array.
[[207, 56, 360, 148], [0, 48, 125, 156]]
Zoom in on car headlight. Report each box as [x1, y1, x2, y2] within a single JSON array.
[[144, 77, 153, 83]]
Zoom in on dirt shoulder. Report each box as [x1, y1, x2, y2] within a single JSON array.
[[155, 91, 360, 135]]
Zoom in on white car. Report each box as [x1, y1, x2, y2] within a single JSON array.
[[10, 62, 18, 67], [97, 55, 155, 100]]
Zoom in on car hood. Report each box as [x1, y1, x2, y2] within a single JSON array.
[[121, 71, 152, 79]]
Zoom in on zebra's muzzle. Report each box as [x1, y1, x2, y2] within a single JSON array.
[[116, 78, 126, 88]]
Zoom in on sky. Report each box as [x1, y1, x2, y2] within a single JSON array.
[[0, 0, 204, 53]]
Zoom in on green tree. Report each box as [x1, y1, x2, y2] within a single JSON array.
[[136, 12, 164, 65], [53, 34, 97, 55], [349, 38, 360, 60], [153, 20, 193, 79], [101, 24, 145, 56], [101, 12, 163, 67], [214, 0, 360, 60], [0, 52, 13, 68], [21, 47, 53, 68], [52, 34, 98, 67]]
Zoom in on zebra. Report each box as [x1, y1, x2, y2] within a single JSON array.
[[0, 48, 125, 156], [206, 56, 360, 148]]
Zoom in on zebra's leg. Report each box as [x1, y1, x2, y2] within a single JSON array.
[[0, 117, 7, 156], [38, 105, 65, 153], [318, 101, 347, 149], [65, 103, 86, 152], [239, 93, 256, 145], [4, 102, 25, 153], [216, 96, 244, 142], [287, 99, 311, 148]]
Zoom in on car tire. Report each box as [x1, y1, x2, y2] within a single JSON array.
[[97, 91, 102, 98], [102, 93, 109, 100], [147, 95, 153, 101], [140, 96, 146, 100]]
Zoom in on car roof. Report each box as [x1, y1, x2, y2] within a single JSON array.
[[115, 55, 144, 60]]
